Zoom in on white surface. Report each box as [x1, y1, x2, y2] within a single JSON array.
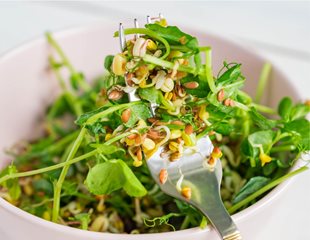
[[0, 2, 309, 240]]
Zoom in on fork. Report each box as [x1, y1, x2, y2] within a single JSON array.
[[118, 15, 242, 240]]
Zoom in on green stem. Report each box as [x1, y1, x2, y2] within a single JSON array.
[[228, 166, 308, 214], [255, 63, 272, 104], [114, 28, 170, 59], [204, 48, 217, 93], [270, 144, 296, 153], [52, 127, 86, 222], [250, 103, 276, 115], [0, 132, 133, 185], [143, 54, 196, 74], [45, 32, 91, 92], [86, 102, 139, 125], [180, 215, 190, 230]]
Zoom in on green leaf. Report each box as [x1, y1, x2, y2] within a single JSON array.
[[125, 104, 152, 128], [70, 72, 84, 90], [145, 24, 199, 51], [278, 97, 292, 121], [89, 144, 125, 155], [232, 176, 270, 204], [75, 106, 107, 125], [217, 64, 243, 86], [248, 107, 276, 130], [74, 213, 91, 230], [33, 178, 54, 197], [85, 160, 147, 197], [0, 165, 21, 200], [248, 130, 275, 152], [214, 122, 234, 135], [284, 119, 310, 150], [290, 103, 310, 121], [138, 87, 160, 104], [181, 74, 210, 98], [104, 55, 114, 71]]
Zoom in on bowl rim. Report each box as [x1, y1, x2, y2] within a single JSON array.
[[0, 21, 302, 238]]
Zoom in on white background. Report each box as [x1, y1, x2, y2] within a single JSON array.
[[0, 1, 309, 240]]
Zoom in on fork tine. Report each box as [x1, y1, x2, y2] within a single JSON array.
[[134, 18, 140, 39], [119, 23, 126, 52], [146, 15, 151, 24]]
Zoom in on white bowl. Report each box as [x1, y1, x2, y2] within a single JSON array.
[[0, 23, 302, 240]]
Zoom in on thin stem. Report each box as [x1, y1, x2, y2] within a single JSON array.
[[250, 103, 276, 115], [204, 48, 217, 93], [180, 215, 190, 230], [270, 144, 296, 153], [143, 54, 196, 74], [255, 63, 272, 104], [114, 28, 170, 59], [46, 32, 91, 92], [52, 127, 86, 222], [228, 166, 308, 214], [86, 102, 139, 125]]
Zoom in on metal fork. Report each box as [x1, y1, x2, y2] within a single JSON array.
[[118, 15, 242, 240]]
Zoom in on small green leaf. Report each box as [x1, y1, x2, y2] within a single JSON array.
[[124, 104, 152, 128], [284, 119, 310, 150], [248, 130, 275, 152], [104, 55, 114, 71], [278, 97, 292, 121], [217, 64, 243, 86], [70, 72, 84, 90], [145, 24, 199, 50], [232, 176, 270, 204], [85, 160, 147, 197], [75, 106, 107, 125], [290, 103, 310, 121], [138, 87, 160, 104], [0, 165, 21, 200], [248, 107, 276, 130]]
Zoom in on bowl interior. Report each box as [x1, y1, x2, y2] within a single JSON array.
[[0, 23, 299, 237]]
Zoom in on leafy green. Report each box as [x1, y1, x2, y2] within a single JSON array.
[[85, 159, 147, 197], [104, 55, 114, 71], [284, 119, 310, 150], [278, 97, 293, 121], [145, 24, 199, 51], [0, 165, 21, 200], [248, 107, 276, 130], [124, 104, 152, 128], [232, 176, 270, 204], [138, 87, 160, 104], [181, 74, 210, 97], [216, 64, 243, 86]]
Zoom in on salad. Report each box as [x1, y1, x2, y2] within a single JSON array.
[[0, 18, 309, 234]]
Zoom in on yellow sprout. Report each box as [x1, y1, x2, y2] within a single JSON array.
[[259, 153, 272, 166]]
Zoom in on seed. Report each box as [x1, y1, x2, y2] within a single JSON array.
[[142, 138, 156, 151], [121, 109, 131, 123], [224, 98, 231, 106], [108, 89, 123, 101], [170, 120, 184, 126], [217, 89, 225, 102], [184, 124, 194, 135], [181, 187, 192, 199], [211, 147, 223, 159], [133, 160, 143, 167], [147, 40, 157, 51], [90, 216, 108, 232], [148, 117, 158, 124], [208, 130, 216, 136], [170, 152, 182, 162], [147, 129, 161, 140], [136, 148, 143, 161], [161, 78, 174, 93], [208, 156, 216, 165], [183, 81, 199, 89], [164, 92, 173, 101], [170, 129, 182, 139], [23, 184, 33, 196], [229, 99, 235, 107], [127, 133, 138, 139], [179, 36, 187, 45], [159, 168, 168, 184], [305, 100, 310, 106], [169, 141, 179, 151], [112, 54, 127, 76]]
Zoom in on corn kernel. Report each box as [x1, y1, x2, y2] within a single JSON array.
[[169, 141, 179, 152], [133, 160, 143, 167], [259, 153, 272, 166], [43, 211, 51, 221]]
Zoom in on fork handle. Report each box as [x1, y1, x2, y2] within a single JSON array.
[[199, 193, 242, 240]]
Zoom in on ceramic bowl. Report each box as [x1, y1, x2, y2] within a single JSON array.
[[0, 23, 301, 240]]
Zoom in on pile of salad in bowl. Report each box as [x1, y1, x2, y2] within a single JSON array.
[[0, 18, 309, 234]]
